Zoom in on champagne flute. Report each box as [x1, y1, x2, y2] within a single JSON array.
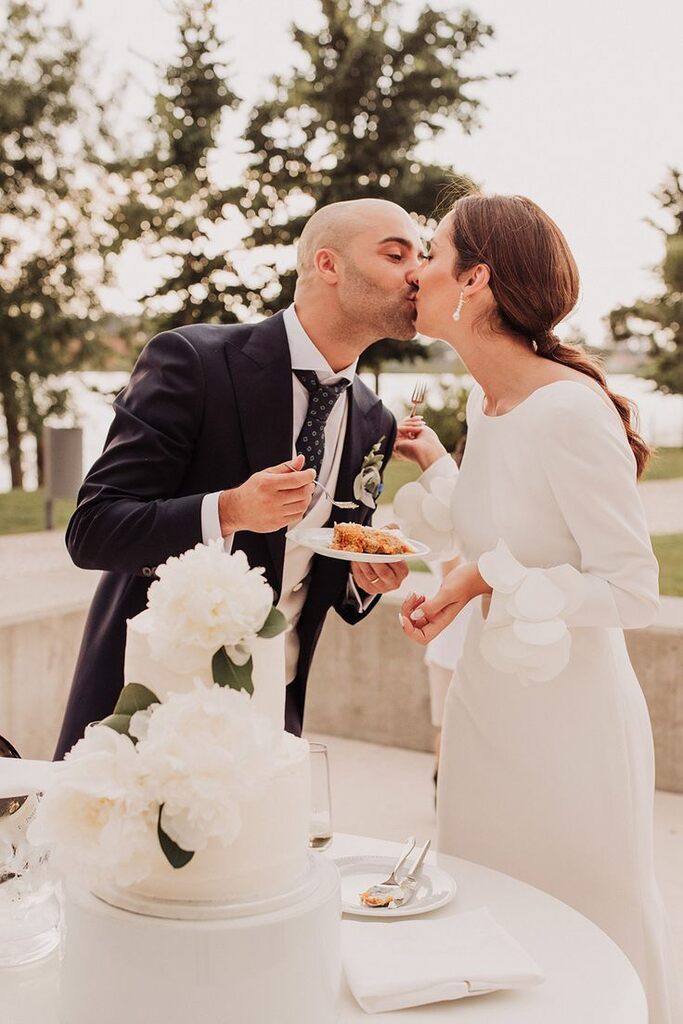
[[308, 742, 333, 851], [0, 734, 28, 822]]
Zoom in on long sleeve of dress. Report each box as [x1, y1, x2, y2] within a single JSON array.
[[478, 385, 659, 682], [393, 454, 461, 559]]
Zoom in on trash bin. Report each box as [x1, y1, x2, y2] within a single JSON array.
[[43, 426, 83, 530]]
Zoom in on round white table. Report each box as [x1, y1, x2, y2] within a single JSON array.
[[1, 832, 647, 1023]]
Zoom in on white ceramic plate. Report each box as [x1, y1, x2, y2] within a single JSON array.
[[335, 855, 457, 918], [288, 527, 430, 564]]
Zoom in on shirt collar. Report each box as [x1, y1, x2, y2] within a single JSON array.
[[283, 303, 358, 384]]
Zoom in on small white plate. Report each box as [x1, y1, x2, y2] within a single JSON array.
[[288, 527, 430, 564], [335, 855, 457, 918]]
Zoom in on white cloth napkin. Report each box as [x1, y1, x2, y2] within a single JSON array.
[[342, 907, 545, 1014], [0, 758, 62, 797]]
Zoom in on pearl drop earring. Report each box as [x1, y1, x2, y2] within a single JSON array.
[[452, 290, 465, 322]]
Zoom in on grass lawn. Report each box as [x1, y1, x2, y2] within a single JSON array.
[[379, 459, 420, 504], [643, 447, 683, 481], [0, 489, 75, 535], [652, 534, 683, 598]]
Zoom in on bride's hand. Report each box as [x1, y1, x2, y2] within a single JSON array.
[[393, 417, 447, 471], [398, 563, 491, 645]]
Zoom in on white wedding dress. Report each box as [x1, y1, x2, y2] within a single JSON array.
[[395, 380, 682, 1023]]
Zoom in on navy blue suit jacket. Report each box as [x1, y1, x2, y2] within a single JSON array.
[[55, 312, 396, 758]]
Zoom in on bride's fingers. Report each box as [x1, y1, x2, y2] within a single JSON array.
[[410, 601, 461, 636], [400, 592, 426, 618]]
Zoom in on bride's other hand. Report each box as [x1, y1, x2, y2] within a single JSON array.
[[399, 563, 491, 644], [393, 417, 448, 471]]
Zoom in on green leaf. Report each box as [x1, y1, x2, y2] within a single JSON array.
[[157, 806, 194, 870], [112, 683, 160, 717], [211, 647, 254, 695], [99, 683, 160, 740], [257, 606, 288, 639], [99, 713, 136, 739]]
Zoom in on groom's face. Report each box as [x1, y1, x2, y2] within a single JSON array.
[[337, 211, 422, 340]]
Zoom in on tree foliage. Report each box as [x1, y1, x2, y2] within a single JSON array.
[[237, 0, 501, 372], [610, 169, 683, 395], [0, 0, 114, 487], [115, 0, 242, 332]]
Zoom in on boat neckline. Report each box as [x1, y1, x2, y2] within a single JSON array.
[[479, 379, 613, 420]]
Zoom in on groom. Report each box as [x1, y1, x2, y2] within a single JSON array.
[[55, 198, 424, 758]]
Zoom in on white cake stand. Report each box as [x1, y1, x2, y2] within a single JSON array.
[[59, 854, 341, 1024]]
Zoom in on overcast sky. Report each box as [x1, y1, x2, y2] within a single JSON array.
[[49, 0, 683, 344]]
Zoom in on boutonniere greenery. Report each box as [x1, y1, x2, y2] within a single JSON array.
[[353, 435, 386, 509]]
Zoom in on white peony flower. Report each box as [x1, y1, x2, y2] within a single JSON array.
[[134, 541, 274, 672], [131, 682, 287, 853], [28, 726, 158, 887]]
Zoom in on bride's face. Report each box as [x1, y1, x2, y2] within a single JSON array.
[[410, 213, 463, 339]]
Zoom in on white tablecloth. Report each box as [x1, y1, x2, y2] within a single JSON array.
[[1, 832, 647, 1024]]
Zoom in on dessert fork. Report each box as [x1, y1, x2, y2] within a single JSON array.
[[389, 839, 432, 906], [359, 836, 416, 907], [409, 379, 427, 416], [286, 459, 358, 510], [378, 836, 416, 887]]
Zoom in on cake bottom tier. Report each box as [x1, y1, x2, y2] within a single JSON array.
[[60, 855, 341, 1024]]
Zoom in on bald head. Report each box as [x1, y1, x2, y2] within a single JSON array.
[[296, 199, 416, 279]]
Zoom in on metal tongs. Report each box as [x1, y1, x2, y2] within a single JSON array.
[[359, 837, 431, 908]]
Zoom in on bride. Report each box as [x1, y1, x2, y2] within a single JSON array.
[[393, 192, 682, 1022]]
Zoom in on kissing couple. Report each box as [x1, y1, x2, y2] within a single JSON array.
[[57, 192, 680, 1022]]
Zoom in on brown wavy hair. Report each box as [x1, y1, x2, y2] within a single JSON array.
[[448, 193, 651, 477]]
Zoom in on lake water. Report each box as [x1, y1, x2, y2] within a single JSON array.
[[2, 370, 682, 493]]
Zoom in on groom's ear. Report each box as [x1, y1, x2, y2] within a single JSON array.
[[314, 247, 340, 283]]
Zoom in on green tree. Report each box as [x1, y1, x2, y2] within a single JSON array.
[[237, 0, 502, 376], [115, 0, 242, 332], [0, 0, 115, 489], [418, 381, 469, 456], [610, 169, 683, 395]]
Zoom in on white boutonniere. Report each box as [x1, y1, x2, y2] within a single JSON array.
[[353, 436, 386, 509]]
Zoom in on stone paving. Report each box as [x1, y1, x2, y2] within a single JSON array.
[[638, 478, 683, 535]]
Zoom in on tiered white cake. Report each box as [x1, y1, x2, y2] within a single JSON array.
[[122, 622, 310, 904], [30, 542, 341, 1024]]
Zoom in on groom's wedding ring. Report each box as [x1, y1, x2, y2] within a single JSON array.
[[369, 576, 380, 584]]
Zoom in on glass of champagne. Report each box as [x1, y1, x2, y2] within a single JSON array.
[[308, 742, 333, 851]]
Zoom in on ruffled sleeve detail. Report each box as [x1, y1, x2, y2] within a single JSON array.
[[393, 455, 460, 560], [477, 540, 588, 683]]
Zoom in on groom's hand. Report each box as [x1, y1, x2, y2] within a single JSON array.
[[351, 559, 409, 596], [218, 455, 316, 535]]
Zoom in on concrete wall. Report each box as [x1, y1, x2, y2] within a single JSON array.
[[2, 588, 682, 792], [0, 608, 87, 760]]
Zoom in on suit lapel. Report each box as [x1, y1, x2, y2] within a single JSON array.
[[224, 312, 293, 583]]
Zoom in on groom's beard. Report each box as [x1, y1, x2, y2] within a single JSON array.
[[343, 265, 418, 341]]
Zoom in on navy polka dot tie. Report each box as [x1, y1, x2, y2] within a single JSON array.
[[294, 370, 350, 478]]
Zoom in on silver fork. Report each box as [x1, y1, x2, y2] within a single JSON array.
[[286, 459, 358, 510], [390, 839, 432, 906], [409, 379, 427, 416], [359, 836, 416, 906]]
